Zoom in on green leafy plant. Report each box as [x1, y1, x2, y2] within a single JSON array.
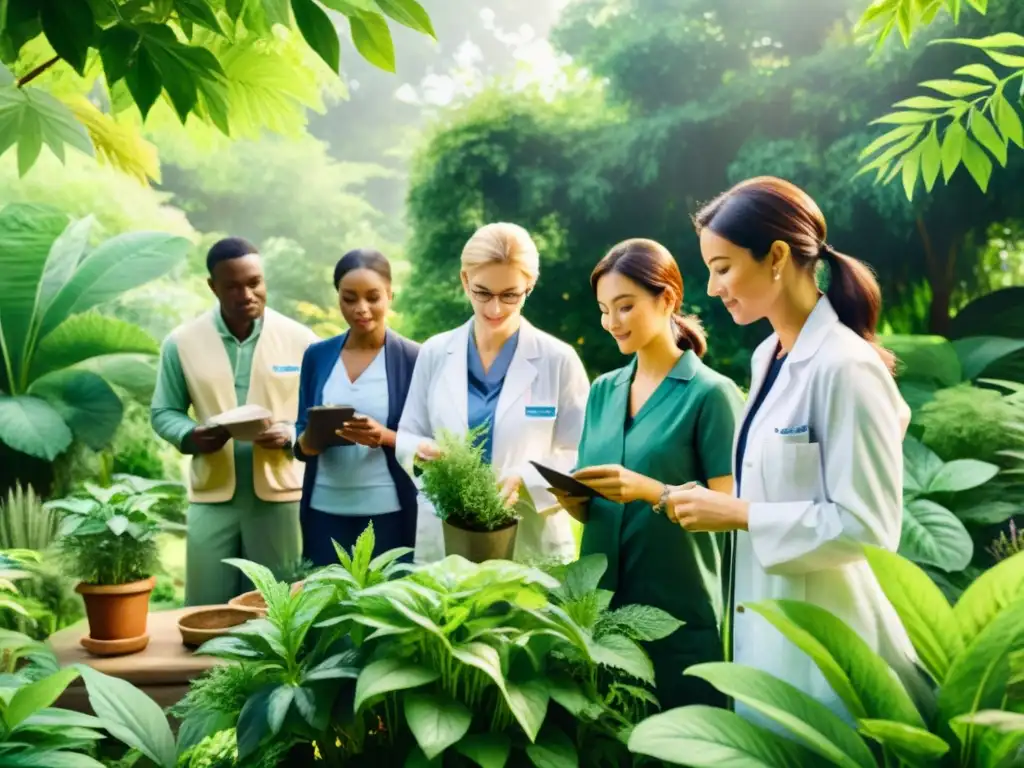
[[183, 524, 672, 765], [988, 519, 1022, 562], [0, 0, 436, 180], [0, 203, 189, 462], [0, 483, 57, 551], [417, 426, 517, 532], [48, 481, 162, 585], [628, 545, 1024, 768], [900, 435, 1000, 573]]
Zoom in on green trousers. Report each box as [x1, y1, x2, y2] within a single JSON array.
[[184, 452, 302, 606]]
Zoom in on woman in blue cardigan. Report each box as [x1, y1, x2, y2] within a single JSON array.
[[294, 249, 420, 564]]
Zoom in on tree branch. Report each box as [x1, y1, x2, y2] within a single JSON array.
[[16, 56, 60, 88]]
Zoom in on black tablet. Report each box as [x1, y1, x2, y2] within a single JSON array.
[[529, 461, 607, 500]]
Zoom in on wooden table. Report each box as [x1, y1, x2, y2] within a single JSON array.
[[48, 607, 224, 712]]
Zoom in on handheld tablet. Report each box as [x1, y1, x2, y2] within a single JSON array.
[[306, 405, 356, 449], [529, 461, 607, 500]]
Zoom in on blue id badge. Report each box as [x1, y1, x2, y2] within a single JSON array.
[[524, 405, 557, 419], [272, 365, 300, 373]]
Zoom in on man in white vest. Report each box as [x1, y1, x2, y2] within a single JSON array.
[[151, 238, 318, 605]]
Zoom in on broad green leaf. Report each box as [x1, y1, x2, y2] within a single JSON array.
[[901, 142, 922, 199], [302, 651, 361, 682], [222, 558, 288, 616], [628, 704, 825, 766], [292, 0, 341, 72], [747, 600, 925, 727], [954, 63, 1001, 84], [28, 369, 123, 450], [884, 335, 962, 390], [21, 708, 105, 729], [927, 459, 999, 493], [376, 0, 436, 37], [921, 79, 991, 98], [952, 336, 1024, 380], [266, 684, 294, 734], [941, 121, 967, 181], [349, 12, 396, 73], [76, 354, 158, 401], [78, 664, 176, 768], [0, 203, 69, 391], [862, 546, 963, 684], [175, 0, 225, 34], [37, 232, 189, 341], [0, 394, 73, 460], [892, 96, 959, 110], [1, 753, 106, 767], [0, 86, 94, 176], [38, 0, 94, 75], [37, 216, 93, 321], [505, 678, 549, 743], [872, 111, 937, 125], [961, 136, 993, 191], [525, 726, 578, 768], [900, 499, 974, 572], [955, 501, 1018, 525], [589, 633, 654, 683], [599, 604, 683, 641], [686, 663, 875, 768], [920, 125, 942, 192], [30, 313, 159, 382], [455, 732, 511, 768], [857, 132, 921, 180], [405, 691, 472, 760], [858, 719, 949, 762], [125, 47, 162, 119], [954, 551, 1024, 645], [175, 708, 234, 757], [5, 667, 80, 729], [939, 599, 1024, 740], [900, 435, 945, 493], [935, 33, 1024, 49], [987, 51, 1024, 68], [954, 709, 1024, 732], [353, 658, 439, 712], [106, 515, 129, 535], [992, 93, 1024, 148], [236, 685, 272, 759], [969, 110, 1008, 165], [451, 642, 505, 690], [858, 124, 923, 161]]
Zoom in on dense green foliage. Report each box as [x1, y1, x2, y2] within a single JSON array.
[[402, 0, 1024, 382], [0, 0, 436, 179]]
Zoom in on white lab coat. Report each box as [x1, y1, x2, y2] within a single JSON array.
[[396, 318, 591, 564], [732, 296, 921, 723]]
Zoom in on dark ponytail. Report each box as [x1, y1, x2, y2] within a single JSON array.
[[671, 314, 708, 357], [591, 238, 709, 358], [695, 176, 894, 374]]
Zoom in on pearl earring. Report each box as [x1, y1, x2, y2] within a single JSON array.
[[773, 270, 780, 281]]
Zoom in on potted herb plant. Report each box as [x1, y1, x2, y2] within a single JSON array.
[[47, 481, 161, 655], [417, 426, 519, 562]]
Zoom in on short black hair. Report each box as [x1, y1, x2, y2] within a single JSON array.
[[207, 237, 259, 274], [333, 248, 391, 289]]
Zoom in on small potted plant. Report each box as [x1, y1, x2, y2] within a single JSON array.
[[417, 426, 519, 562], [47, 481, 161, 656]]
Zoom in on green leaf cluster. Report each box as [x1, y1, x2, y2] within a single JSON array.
[[47, 479, 168, 585], [417, 426, 518, 533], [628, 546, 1024, 768], [0, 203, 188, 462]]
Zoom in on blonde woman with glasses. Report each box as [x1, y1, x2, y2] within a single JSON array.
[[396, 223, 591, 563]]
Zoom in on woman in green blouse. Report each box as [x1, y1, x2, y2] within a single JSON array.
[[554, 238, 742, 709]]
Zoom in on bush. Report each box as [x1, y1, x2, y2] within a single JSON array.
[[918, 384, 1022, 463]]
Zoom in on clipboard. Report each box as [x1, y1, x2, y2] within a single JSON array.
[[529, 461, 607, 500], [304, 405, 356, 450]]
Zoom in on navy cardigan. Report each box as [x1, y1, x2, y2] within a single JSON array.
[[294, 330, 420, 552]]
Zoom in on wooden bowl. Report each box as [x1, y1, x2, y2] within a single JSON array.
[[177, 607, 257, 648]]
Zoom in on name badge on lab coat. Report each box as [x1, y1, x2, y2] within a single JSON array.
[[525, 406, 557, 419]]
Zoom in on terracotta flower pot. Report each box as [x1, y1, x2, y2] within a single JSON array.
[[228, 580, 305, 617], [76, 576, 156, 641], [442, 520, 518, 563]]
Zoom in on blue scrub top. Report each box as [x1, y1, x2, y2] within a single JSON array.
[[467, 330, 520, 464]]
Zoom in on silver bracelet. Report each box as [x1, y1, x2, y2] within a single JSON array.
[[651, 485, 671, 515]]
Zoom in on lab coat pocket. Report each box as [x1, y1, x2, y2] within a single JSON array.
[[766, 441, 822, 503]]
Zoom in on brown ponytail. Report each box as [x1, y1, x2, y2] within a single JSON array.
[[591, 238, 709, 358], [695, 176, 895, 374], [820, 246, 894, 373], [671, 313, 708, 357]]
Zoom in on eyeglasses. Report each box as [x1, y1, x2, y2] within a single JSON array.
[[469, 288, 530, 305]]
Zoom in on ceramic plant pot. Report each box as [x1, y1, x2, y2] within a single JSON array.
[[76, 576, 156, 651], [442, 519, 518, 563]]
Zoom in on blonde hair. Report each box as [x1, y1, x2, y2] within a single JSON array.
[[460, 223, 540, 284]]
